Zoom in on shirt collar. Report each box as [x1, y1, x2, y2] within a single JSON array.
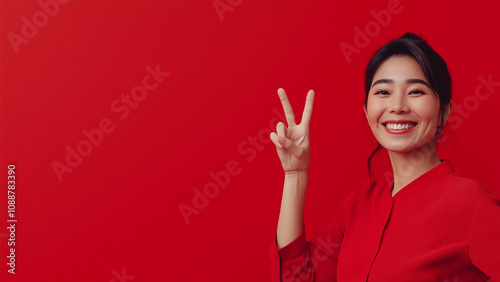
[[389, 159, 455, 205]]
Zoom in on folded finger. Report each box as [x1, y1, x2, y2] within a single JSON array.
[[270, 132, 283, 149], [278, 136, 304, 158], [276, 122, 287, 137]]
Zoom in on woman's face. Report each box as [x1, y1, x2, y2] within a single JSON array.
[[364, 55, 448, 153]]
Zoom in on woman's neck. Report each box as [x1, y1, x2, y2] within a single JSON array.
[[388, 141, 442, 197]]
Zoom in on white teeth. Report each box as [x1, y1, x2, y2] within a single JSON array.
[[385, 123, 415, 130]]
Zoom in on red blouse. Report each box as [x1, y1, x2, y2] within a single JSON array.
[[269, 160, 500, 281]]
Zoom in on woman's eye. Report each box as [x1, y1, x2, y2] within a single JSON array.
[[375, 90, 389, 95], [409, 89, 425, 95]]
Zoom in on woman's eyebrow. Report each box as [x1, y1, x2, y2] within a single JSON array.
[[371, 78, 431, 88], [406, 78, 431, 88], [371, 78, 392, 88]]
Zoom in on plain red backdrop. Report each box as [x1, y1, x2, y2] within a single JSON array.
[[1, 0, 499, 281]]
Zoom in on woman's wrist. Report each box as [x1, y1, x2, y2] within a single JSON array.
[[284, 169, 310, 177], [283, 170, 309, 191]]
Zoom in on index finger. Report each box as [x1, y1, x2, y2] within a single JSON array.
[[300, 90, 315, 126], [277, 88, 296, 126]]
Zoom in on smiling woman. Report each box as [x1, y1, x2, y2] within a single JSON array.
[[268, 33, 500, 281], [365, 55, 451, 195]]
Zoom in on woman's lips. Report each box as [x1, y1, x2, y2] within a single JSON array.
[[382, 122, 418, 134]]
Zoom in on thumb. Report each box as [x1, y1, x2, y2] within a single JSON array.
[[277, 136, 305, 158]]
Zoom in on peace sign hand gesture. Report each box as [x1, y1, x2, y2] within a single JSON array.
[[270, 88, 315, 174]]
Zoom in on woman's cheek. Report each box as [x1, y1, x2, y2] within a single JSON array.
[[367, 101, 384, 125], [415, 100, 440, 124]]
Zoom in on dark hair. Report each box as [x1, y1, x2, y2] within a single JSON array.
[[363, 32, 452, 180]]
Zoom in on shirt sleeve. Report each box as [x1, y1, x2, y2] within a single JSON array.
[[269, 216, 343, 282], [268, 205, 346, 282], [469, 194, 500, 281]]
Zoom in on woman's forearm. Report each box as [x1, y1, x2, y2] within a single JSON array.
[[276, 171, 309, 249]]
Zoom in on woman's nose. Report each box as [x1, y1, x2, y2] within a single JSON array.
[[388, 92, 409, 114]]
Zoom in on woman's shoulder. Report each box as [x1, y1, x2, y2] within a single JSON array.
[[444, 171, 494, 200]]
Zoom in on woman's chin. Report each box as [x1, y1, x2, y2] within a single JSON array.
[[380, 143, 421, 154]]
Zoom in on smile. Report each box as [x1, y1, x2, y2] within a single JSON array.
[[382, 122, 418, 134]]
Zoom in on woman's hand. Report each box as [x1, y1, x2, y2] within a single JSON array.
[[270, 88, 315, 174]]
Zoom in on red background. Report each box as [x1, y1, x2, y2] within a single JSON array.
[[1, 0, 499, 281]]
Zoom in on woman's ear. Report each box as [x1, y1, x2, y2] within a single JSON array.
[[443, 101, 453, 125], [364, 105, 369, 124]]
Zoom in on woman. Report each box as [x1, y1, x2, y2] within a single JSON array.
[[269, 33, 500, 281]]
